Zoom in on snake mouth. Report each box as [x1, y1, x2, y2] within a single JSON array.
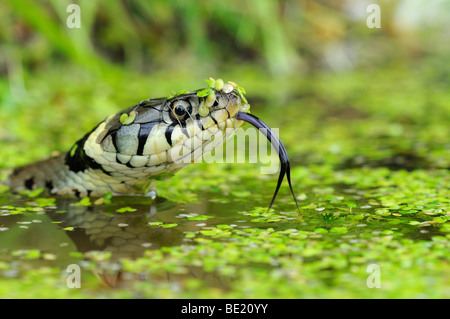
[[235, 111, 300, 212]]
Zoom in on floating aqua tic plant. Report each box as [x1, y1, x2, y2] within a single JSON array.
[[196, 87, 214, 98], [167, 89, 191, 100], [198, 78, 249, 105], [120, 110, 137, 125]]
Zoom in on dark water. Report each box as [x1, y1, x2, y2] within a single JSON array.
[[0, 182, 445, 291], [0, 189, 267, 288]]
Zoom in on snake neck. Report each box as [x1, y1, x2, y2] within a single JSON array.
[[7, 152, 157, 197]]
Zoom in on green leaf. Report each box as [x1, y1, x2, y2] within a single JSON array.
[[236, 86, 248, 104], [161, 223, 178, 228], [205, 78, 215, 88], [175, 89, 190, 96], [25, 250, 41, 259], [196, 88, 213, 97], [148, 221, 163, 226], [35, 198, 56, 207], [70, 144, 78, 157], [187, 215, 214, 221], [74, 197, 91, 206], [214, 79, 224, 91], [116, 206, 137, 213], [185, 232, 196, 238], [27, 188, 44, 198], [167, 89, 190, 99], [103, 191, 113, 204], [330, 227, 348, 234], [120, 111, 136, 125]]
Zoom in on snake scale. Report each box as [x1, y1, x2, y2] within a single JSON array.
[[7, 79, 299, 210]]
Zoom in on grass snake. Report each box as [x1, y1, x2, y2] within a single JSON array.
[[7, 79, 299, 211]]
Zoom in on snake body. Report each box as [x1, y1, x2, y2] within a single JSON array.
[[8, 84, 247, 198]]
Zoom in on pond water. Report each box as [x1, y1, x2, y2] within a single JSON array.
[[0, 175, 447, 298]]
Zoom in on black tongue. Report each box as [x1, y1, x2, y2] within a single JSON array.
[[235, 111, 300, 212]]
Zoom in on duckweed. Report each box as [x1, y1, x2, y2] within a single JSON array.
[[119, 111, 137, 125], [116, 206, 137, 213], [74, 197, 91, 207], [186, 215, 214, 221]]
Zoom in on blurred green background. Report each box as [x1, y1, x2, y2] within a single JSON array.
[[0, 0, 449, 299], [0, 0, 449, 171]]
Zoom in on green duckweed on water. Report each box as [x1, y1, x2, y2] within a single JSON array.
[[0, 153, 448, 298], [0, 1, 449, 299]]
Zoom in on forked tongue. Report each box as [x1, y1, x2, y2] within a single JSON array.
[[235, 111, 300, 212]]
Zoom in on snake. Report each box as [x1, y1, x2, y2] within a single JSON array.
[[7, 79, 299, 211]]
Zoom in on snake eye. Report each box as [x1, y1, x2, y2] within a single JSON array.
[[175, 105, 186, 116], [171, 100, 192, 121]]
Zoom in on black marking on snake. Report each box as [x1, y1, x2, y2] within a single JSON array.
[[195, 114, 204, 130], [104, 101, 140, 129], [73, 189, 81, 198], [98, 127, 120, 146], [209, 113, 218, 125], [165, 123, 177, 147], [235, 112, 300, 212], [116, 154, 126, 165], [111, 131, 119, 153], [24, 177, 34, 190], [180, 122, 190, 139], [65, 125, 113, 176], [137, 121, 159, 156], [224, 108, 231, 119], [45, 180, 53, 193]]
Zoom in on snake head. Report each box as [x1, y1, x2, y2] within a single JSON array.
[[74, 81, 250, 181], [63, 79, 298, 211]]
